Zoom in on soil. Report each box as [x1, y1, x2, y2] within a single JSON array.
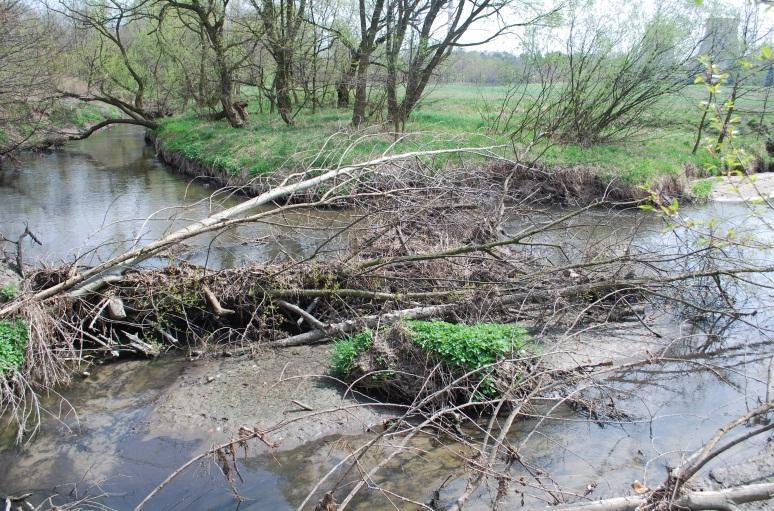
[[150, 343, 396, 451], [703, 174, 774, 202]]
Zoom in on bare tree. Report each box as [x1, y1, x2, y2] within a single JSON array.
[[158, 0, 250, 127]]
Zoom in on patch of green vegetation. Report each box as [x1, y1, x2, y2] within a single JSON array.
[[405, 320, 527, 369], [48, 102, 106, 129], [0, 283, 18, 301], [331, 320, 528, 377], [155, 84, 773, 191], [331, 330, 374, 376], [0, 129, 7, 144], [691, 179, 715, 200], [0, 320, 28, 373]]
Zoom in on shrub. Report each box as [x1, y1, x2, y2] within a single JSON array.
[[0, 319, 28, 373], [691, 179, 714, 200]]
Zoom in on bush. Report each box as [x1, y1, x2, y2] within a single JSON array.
[[0, 319, 28, 373], [1, 283, 18, 301]]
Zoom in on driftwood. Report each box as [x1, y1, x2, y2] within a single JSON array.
[[548, 482, 774, 511], [0, 225, 41, 278], [0, 145, 503, 318], [203, 286, 235, 316], [121, 331, 160, 357], [107, 297, 126, 320]]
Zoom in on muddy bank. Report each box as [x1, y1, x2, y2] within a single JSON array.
[[0, 344, 393, 508], [148, 130, 273, 196], [700, 173, 774, 202], [148, 130, 688, 205], [152, 344, 395, 451]]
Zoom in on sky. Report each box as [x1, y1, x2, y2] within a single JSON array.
[[456, 0, 774, 55]]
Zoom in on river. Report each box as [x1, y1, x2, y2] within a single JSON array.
[[0, 127, 772, 510]]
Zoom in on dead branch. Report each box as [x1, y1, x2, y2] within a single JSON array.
[[546, 482, 774, 511], [0, 145, 504, 317]]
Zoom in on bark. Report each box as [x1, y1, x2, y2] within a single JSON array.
[[550, 482, 774, 511], [351, 0, 387, 127]]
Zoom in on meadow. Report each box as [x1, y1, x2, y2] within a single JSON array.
[[154, 83, 774, 195]]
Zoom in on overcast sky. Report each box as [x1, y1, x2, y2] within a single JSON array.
[[458, 0, 773, 55]]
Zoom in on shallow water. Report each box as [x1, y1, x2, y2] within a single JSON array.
[[0, 128, 772, 509], [0, 126, 349, 269]]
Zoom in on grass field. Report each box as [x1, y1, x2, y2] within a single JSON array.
[[154, 83, 774, 191]]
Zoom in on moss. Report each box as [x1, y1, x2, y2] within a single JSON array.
[[0, 320, 28, 373]]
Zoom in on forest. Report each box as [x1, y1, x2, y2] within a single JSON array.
[[1, 0, 774, 510]]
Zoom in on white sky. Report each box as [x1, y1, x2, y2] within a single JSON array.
[[458, 0, 774, 55]]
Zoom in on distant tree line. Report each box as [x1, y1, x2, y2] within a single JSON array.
[[0, 0, 772, 147]]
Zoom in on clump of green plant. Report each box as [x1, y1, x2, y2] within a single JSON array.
[[0, 319, 28, 373], [1, 283, 18, 301], [691, 179, 714, 200], [404, 320, 527, 370], [331, 330, 374, 376], [331, 320, 528, 377]]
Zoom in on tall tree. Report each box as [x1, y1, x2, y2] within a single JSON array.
[[159, 0, 249, 128], [384, 0, 559, 130], [250, 0, 307, 125], [51, 0, 162, 131]]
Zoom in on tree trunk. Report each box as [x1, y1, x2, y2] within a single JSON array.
[[352, 52, 370, 126], [274, 49, 294, 125], [218, 69, 243, 128]]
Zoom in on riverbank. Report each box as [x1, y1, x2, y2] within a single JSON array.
[[0, 100, 114, 158], [150, 126, 691, 205], [147, 84, 774, 205]]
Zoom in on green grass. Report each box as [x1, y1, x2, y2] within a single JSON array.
[[0, 320, 28, 373], [48, 102, 109, 129], [330, 320, 528, 377], [155, 84, 774, 189]]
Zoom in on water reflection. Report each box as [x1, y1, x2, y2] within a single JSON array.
[[0, 126, 349, 270], [0, 129, 773, 509]]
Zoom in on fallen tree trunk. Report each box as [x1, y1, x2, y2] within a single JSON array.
[[0, 145, 503, 318], [547, 482, 774, 511]]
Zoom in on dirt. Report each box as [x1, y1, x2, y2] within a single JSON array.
[[702, 174, 774, 202], [150, 344, 396, 451], [709, 441, 774, 510]]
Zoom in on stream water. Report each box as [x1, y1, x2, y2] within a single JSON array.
[[0, 127, 772, 510]]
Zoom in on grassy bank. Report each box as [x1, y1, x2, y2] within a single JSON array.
[[153, 84, 774, 199], [0, 100, 114, 155]]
